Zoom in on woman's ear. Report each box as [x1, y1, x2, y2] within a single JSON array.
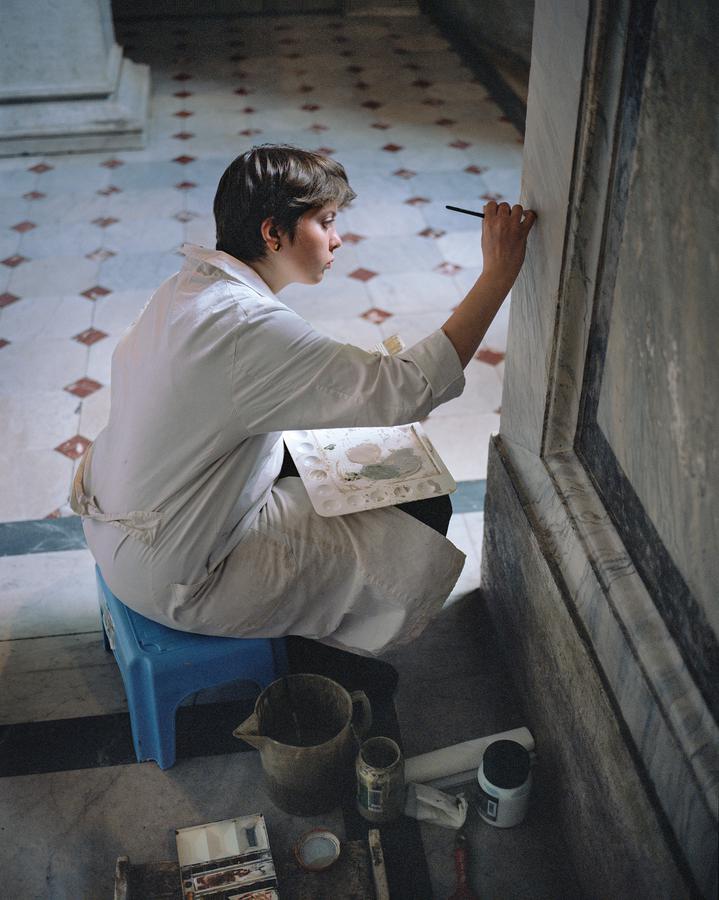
[[260, 216, 282, 251]]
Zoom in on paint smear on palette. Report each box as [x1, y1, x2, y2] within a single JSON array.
[[283, 424, 456, 516]]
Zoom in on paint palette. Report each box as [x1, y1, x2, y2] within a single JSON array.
[[283, 423, 456, 516]]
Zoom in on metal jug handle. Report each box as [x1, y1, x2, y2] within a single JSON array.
[[350, 690, 372, 739]]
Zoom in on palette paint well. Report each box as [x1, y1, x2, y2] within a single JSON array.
[[283, 423, 456, 516]]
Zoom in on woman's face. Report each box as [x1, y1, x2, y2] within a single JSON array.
[[283, 203, 342, 284]]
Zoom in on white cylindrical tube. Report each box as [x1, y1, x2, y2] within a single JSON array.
[[404, 727, 535, 784]]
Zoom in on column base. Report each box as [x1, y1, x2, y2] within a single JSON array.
[[0, 56, 150, 157]]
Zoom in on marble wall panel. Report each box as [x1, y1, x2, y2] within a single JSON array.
[[501, 0, 589, 455], [595, 0, 719, 638], [481, 437, 693, 898]]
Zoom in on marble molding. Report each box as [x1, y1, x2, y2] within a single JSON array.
[[0, 0, 149, 156], [482, 0, 718, 896]]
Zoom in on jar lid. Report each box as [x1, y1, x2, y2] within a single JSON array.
[[482, 740, 531, 789]]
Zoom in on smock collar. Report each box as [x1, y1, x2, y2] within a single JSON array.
[[180, 243, 276, 299]]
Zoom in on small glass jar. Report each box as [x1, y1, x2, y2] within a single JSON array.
[[477, 739, 532, 828], [356, 736, 405, 824]]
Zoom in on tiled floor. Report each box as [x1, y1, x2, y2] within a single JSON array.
[[0, 7, 581, 900]]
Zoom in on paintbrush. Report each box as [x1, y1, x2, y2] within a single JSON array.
[[445, 204, 485, 218]]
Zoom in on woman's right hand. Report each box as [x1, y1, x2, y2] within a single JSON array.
[[480, 200, 537, 289]]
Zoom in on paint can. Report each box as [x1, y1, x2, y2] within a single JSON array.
[[356, 736, 405, 824], [477, 739, 532, 828]]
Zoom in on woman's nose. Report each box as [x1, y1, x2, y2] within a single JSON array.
[[331, 230, 342, 250]]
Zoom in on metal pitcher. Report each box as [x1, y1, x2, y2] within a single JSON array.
[[234, 674, 372, 816]]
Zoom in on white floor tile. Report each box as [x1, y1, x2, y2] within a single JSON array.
[[0, 337, 88, 391], [0, 390, 81, 449], [78, 386, 111, 441], [0, 294, 93, 341], [0, 632, 123, 725], [92, 289, 151, 335], [7, 255, 99, 298], [0, 449, 74, 521], [0, 548, 98, 639], [367, 270, 461, 315], [422, 411, 500, 481]]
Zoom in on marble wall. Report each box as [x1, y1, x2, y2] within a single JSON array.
[[481, 0, 718, 896]]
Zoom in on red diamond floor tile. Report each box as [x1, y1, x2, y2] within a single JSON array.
[[0, 292, 20, 308], [361, 307, 393, 324], [449, 140, 472, 149], [241, 107, 256, 114], [481, 192, 504, 202], [73, 327, 108, 346], [371, 123, 391, 130], [412, 80, 433, 88], [173, 155, 196, 165], [85, 248, 116, 262], [54, 435, 91, 460], [45, 508, 62, 519], [11, 221, 36, 233], [64, 377, 103, 398], [97, 185, 122, 196], [80, 285, 112, 301], [393, 169, 416, 179], [298, 85, 315, 93], [422, 98, 444, 106], [349, 268, 378, 282], [92, 217, 119, 228], [435, 262, 462, 275], [0, 339, 10, 350], [174, 90, 193, 98], [174, 110, 194, 118], [361, 101, 383, 110], [340, 233, 366, 244], [23, 191, 46, 201], [28, 163, 53, 174], [239, 129, 262, 136], [355, 82, 370, 90], [405, 197, 430, 206], [173, 72, 193, 80], [174, 210, 199, 222], [2, 255, 28, 268], [465, 165, 488, 175], [346, 65, 363, 73], [418, 227, 446, 238], [301, 104, 321, 111], [308, 124, 329, 132], [436, 119, 456, 127], [314, 147, 335, 156], [476, 348, 505, 366], [175, 181, 197, 191], [234, 88, 252, 96], [173, 131, 195, 140], [101, 159, 124, 168], [382, 144, 404, 152]]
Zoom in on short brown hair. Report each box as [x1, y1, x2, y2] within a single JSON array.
[[213, 144, 357, 262]]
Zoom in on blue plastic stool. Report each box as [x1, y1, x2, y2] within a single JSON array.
[[96, 565, 288, 769]]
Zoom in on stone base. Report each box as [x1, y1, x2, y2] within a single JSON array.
[[480, 436, 695, 899], [0, 56, 150, 157]]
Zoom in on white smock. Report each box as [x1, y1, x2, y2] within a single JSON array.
[[71, 244, 467, 656]]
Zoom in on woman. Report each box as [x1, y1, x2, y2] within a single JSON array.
[[72, 144, 536, 691]]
